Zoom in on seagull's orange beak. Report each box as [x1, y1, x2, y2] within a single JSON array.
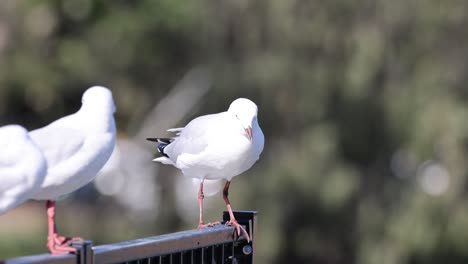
[[246, 127, 253, 141]]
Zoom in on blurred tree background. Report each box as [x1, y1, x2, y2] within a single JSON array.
[[1, 0, 468, 263]]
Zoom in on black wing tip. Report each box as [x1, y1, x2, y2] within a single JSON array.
[[146, 137, 172, 143], [158, 143, 170, 158], [147, 137, 171, 158]]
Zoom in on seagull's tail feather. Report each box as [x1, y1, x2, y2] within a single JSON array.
[[153, 156, 175, 165], [167, 127, 183, 133], [146, 137, 172, 158]]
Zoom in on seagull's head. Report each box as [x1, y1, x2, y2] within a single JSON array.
[[228, 98, 259, 142], [81, 86, 116, 113]]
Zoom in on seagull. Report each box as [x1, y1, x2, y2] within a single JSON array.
[[0, 125, 47, 215], [29, 86, 116, 254], [147, 98, 264, 242]]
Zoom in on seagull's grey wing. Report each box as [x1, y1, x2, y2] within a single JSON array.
[[29, 126, 85, 168], [164, 113, 227, 159]]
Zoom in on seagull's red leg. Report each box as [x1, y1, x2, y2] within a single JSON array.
[[223, 181, 250, 242], [46, 200, 80, 255], [197, 179, 219, 228], [197, 180, 205, 228]]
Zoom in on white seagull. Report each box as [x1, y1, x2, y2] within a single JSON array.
[[29, 86, 116, 254], [147, 98, 264, 242], [0, 125, 47, 215]]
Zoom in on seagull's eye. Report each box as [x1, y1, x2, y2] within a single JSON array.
[[235, 114, 239, 119]]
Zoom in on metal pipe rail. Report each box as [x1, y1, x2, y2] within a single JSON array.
[[4, 211, 257, 264]]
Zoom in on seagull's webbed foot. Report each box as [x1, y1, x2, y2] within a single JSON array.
[[198, 221, 220, 229], [54, 234, 84, 244], [47, 234, 82, 255], [226, 219, 250, 242]]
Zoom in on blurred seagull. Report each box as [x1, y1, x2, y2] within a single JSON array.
[[29, 86, 116, 254], [0, 125, 47, 215], [147, 98, 264, 242]]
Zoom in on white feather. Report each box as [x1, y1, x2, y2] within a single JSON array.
[[152, 98, 264, 181], [0, 125, 47, 214], [30, 86, 116, 200]]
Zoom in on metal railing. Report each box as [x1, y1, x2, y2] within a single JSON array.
[[4, 211, 257, 264]]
